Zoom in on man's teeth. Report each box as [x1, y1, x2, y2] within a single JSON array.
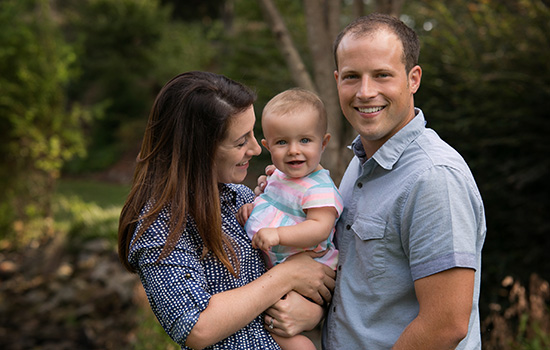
[[358, 106, 384, 113]]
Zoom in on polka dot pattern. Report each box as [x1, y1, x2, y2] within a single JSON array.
[[128, 184, 281, 349]]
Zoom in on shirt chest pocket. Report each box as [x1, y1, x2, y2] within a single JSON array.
[[350, 216, 387, 278]]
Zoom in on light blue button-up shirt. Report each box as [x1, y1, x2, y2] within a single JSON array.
[[323, 109, 486, 349]]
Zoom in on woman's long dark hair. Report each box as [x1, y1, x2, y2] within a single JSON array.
[[118, 71, 256, 275]]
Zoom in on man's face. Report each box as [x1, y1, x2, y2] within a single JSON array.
[[334, 29, 421, 157]]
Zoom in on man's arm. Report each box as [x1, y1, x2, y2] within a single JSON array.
[[392, 267, 475, 350]]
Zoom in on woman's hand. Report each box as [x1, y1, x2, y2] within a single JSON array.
[[254, 164, 276, 196], [278, 251, 335, 305], [263, 291, 324, 337], [236, 203, 254, 226]]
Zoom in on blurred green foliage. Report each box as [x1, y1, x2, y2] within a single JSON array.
[[0, 0, 219, 236], [412, 0, 550, 310], [61, 0, 217, 172], [1, 2, 549, 344], [0, 0, 90, 233]]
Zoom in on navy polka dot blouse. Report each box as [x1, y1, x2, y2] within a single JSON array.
[[128, 183, 281, 349]]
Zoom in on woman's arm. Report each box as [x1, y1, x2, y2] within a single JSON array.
[[252, 206, 338, 251], [186, 253, 334, 349]]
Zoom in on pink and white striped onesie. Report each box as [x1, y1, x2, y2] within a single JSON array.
[[245, 168, 343, 269]]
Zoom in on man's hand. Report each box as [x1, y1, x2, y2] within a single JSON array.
[[254, 165, 276, 196], [252, 227, 280, 251]]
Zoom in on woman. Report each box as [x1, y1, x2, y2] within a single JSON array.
[[118, 71, 334, 349]]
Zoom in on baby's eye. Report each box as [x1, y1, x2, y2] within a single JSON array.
[[275, 140, 287, 145], [300, 138, 311, 144]]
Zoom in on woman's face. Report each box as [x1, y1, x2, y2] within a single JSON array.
[[214, 106, 262, 184]]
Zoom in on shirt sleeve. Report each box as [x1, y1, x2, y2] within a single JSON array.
[[402, 164, 483, 281], [131, 215, 211, 347], [302, 176, 344, 217], [231, 183, 256, 206], [137, 248, 211, 346]]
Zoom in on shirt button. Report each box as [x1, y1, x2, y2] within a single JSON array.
[[333, 306, 336, 312], [338, 265, 342, 271], [184, 273, 191, 279], [346, 224, 351, 230], [357, 182, 363, 188]]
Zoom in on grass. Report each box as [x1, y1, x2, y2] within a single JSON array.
[[52, 179, 130, 244], [55, 178, 130, 208]]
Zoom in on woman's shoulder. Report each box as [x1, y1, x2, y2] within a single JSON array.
[[224, 183, 255, 203]]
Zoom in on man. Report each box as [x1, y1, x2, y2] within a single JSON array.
[[322, 14, 486, 349]]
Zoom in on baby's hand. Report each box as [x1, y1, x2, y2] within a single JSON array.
[[236, 203, 254, 226], [252, 227, 280, 251]]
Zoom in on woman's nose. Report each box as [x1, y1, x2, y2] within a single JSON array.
[[249, 137, 262, 156]]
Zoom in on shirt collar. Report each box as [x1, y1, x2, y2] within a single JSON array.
[[219, 183, 237, 206], [350, 108, 426, 170]]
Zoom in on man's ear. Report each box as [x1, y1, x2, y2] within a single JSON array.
[[409, 65, 422, 94]]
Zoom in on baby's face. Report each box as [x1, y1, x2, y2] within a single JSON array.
[[262, 106, 329, 178]]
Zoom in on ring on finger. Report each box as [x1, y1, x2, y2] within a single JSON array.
[[268, 317, 274, 330]]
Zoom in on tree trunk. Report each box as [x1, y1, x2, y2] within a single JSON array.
[[353, 0, 365, 17], [257, 0, 317, 92], [374, 0, 406, 17], [303, 0, 349, 182]]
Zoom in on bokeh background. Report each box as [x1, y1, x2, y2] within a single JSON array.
[[1, 0, 549, 349]]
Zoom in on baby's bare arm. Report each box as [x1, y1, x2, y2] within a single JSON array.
[[276, 206, 338, 248]]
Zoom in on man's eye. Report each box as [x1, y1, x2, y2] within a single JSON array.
[[343, 74, 358, 80]]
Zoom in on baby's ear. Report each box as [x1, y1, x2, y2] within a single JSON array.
[[322, 133, 331, 150], [261, 139, 269, 150]]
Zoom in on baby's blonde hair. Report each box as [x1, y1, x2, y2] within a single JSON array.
[[262, 88, 328, 133]]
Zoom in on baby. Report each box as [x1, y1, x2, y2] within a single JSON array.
[[239, 88, 343, 350]]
